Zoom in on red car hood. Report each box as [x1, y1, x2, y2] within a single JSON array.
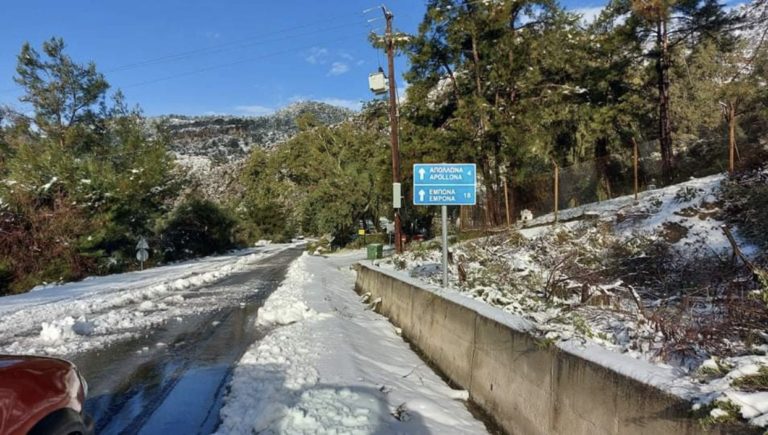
[[0, 355, 85, 435]]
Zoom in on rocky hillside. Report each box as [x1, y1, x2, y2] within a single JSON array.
[[155, 101, 353, 162], [152, 101, 354, 198]]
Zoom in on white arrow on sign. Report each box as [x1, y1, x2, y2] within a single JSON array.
[[418, 168, 426, 180], [418, 189, 426, 202], [467, 170, 472, 176]]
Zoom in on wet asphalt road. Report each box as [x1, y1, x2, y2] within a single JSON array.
[[71, 247, 303, 435]]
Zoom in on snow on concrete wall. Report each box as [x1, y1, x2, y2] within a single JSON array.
[[354, 263, 758, 435]]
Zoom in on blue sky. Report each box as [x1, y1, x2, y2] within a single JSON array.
[[0, 1, 629, 116]]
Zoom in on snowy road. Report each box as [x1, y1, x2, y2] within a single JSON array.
[[72, 247, 303, 434], [215, 252, 491, 434], [1, 245, 491, 434]]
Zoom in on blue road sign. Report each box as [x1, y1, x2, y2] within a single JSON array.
[[413, 163, 477, 206]]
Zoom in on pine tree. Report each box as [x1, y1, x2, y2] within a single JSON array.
[[404, 0, 595, 221], [621, 0, 735, 180], [14, 37, 109, 150]]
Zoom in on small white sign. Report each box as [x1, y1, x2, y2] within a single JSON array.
[[136, 237, 149, 250]]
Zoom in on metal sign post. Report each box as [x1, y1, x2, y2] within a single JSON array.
[[413, 163, 477, 289], [441, 205, 448, 287]]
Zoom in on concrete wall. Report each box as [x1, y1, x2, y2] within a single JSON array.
[[354, 264, 755, 435]]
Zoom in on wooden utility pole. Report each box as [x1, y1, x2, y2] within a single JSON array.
[[632, 138, 639, 201], [383, 6, 403, 253], [552, 159, 559, 223], [503, 179, 511, 228], [720, 100, 739, 175]]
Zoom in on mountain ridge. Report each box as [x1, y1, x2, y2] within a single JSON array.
[[154, 100, 355, 199], [153, 101, 355, 163]]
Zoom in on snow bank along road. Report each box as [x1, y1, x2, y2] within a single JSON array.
[[216, 252, 489, 434], [0, 244, 300, 433], [0, 243, 298, 356]]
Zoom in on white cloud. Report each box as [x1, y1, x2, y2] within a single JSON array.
[[328, 62, 350, 76], [338, 51, 354, 61], [305, 47, 329, 64], [573, 6, 604, 23], [234, 105, 274, 116]]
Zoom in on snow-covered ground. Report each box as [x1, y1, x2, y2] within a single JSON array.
[[0, 243, 297, 356], [519, 174, 754, 257], [376, 173, 768, 428], [216, 252, 488, 434], [382, 175, 751, 360]]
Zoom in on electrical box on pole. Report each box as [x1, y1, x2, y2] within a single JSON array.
[[368, 71, 388, 95]]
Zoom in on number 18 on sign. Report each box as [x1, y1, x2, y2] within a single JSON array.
[[413, 163, 477, 289]]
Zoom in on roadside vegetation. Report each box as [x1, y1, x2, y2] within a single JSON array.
[[383, 173, 768, 363], [0, 39, 238, 294], [234, 104, 393, 248], [721, 171, 768, 250]]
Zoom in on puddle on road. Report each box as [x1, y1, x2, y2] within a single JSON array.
[[71, 248, 301, 435]]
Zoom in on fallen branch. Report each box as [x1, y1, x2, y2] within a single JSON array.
[[628, 285, 647, 319], [721, 224, 754, 272]]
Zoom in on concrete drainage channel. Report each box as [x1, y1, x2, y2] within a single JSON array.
[[353, 263, 758, 435]]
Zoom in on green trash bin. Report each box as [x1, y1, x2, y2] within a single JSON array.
[[367, 243, 383, 260]]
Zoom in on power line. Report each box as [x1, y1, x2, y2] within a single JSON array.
[[105, 19, 368, 74], [121, 34, 358, 89]]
